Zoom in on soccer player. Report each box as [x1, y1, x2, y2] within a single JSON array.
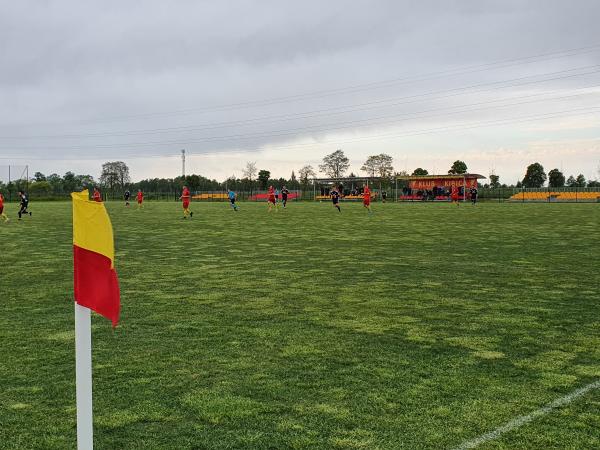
[[331, 186, 341, 212], [136, 189, 144, 209], [93, 187, 102, 202], [451, 185, 460, 206], [363, 184, 372, 213], [267, 186, 277, 212], [469, 186, 478, 205], [180, 185, 193, 218], [0, 192, 9, 223], [124, 190, 131, 207], [281, 186, 290, 208], [227, 189, 238, 211], [17, 191, 32, 220]]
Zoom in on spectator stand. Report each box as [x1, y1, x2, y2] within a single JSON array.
[[396, 174, 486, 202], [311, 176, 380, 201]]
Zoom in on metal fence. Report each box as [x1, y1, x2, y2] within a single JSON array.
[[3, 187, 599, 203]]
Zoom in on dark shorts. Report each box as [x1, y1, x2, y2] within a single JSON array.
[[230, 198, 235, 204], [332, 199, 339, 204]]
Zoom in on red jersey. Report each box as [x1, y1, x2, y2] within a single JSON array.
[[0, 193, 4, 208], [93, 190, 102, 202], [268, 187, 275, 202], [181, 188, 190, 207], [363, 186, 371, 204], [137, 191, 144, 202]]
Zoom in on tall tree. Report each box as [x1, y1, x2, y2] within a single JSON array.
[[575, 174, 586, 187], [62, 171, 77, 192], [522, 162, 546, 188], [448, 160, 468, 174], [298, 165, 316, 186], [100, 161, 131, 191], [361, 154, 394, 179], [489, 173, 500, 189], [242, 161, 257, 182], [257, 169, 271, 189], [33, 172, 46, 182], [361, 156, 378, 177], [319, 149, 350, 179], [412, 168, 428, 176], [242, 162, 258, 194], [548, 169, 565, 187]]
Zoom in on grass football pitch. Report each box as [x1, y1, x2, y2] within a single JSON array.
[[1, 200, 599, 449]]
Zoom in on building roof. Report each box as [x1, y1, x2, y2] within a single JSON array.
[[312, 176, 378, 183], [396, 173, 486, 181]]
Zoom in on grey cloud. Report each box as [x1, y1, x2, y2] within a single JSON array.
[[0, 0, 599, 181]]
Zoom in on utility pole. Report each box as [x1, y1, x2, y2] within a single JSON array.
[[181, 149, 186, 178]]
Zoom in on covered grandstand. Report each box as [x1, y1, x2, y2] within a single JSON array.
[[396, 174, 486, 201], [311, 176, 379, 201]]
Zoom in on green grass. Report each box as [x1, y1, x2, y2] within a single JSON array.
[[1, 200, 599, 449]]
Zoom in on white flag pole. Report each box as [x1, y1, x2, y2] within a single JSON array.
[[75, 302, 94, 450]]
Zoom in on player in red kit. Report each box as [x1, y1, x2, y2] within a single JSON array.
[[451, 185, 460, 206], [267, 185, 277, 212], [363, 184, 372, 213], [180, 186, 193, 218], [136, 189, 144, 209], [0, 192, 8, 223], [93, 187, 102, 202]]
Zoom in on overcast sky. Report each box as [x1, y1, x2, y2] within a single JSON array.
[[1, 0, 599, 184]]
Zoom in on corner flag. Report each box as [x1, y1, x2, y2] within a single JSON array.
[[72, 189, 121, 450], [72, 189, 120, 326]]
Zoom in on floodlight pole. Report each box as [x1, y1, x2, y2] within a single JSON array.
[[181, 149, 186, 178]]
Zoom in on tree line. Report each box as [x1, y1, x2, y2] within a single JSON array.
[[1, 151, 598, 198]]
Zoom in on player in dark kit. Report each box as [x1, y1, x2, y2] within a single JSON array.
[[331, 186, 341, 212], [469, 186, 478, 205], [124, 190, 131, 207], [17, 191, 32, 220], [281, 186, 290, 208]]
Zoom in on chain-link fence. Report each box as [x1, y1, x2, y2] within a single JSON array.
[[0, 165, 30, 202], [4, 186, 599, 203]]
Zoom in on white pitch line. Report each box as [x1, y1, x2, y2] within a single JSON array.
[[454, 380, 600, 450]]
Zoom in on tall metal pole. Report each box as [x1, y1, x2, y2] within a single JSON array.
[[181, 149, 186, 178]]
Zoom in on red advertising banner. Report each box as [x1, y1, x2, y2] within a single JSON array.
[[410, 177, 478, 190]]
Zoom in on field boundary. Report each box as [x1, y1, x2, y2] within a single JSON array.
[[453, 380, 600, 450]]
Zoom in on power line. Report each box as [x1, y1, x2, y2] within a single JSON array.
[[3, 64, 600, 140], [3, 106, 598, 161], [3, 79, 599, 151], [3, 43, 600, 128]]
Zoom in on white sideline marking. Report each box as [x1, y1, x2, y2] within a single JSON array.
[[454, 380, 600, 450]]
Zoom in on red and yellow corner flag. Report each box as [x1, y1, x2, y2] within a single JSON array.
[[72, 190, 120, 326]]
